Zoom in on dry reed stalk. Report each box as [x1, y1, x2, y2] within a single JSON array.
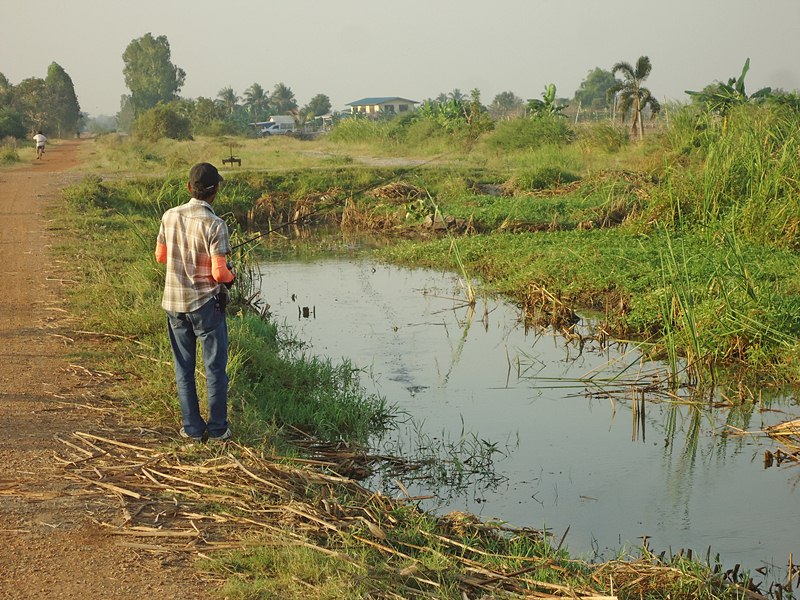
[[765, 418, 800, 451], [367, 181, 424, 202]]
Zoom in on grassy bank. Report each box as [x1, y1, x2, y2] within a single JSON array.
[[58, 174, 393, 445]]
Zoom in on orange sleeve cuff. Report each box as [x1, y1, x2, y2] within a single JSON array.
[[155, 242, 167, 264], [212, 255, 235, 283]]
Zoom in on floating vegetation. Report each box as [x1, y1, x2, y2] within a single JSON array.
[[764, 418, 800, 466]]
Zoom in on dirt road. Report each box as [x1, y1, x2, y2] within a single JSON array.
[[0, 141, 203, 599]]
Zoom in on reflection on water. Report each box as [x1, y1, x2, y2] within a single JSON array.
[[257, 257, 800, 581]]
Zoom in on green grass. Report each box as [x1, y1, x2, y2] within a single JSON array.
[[0, 141, 20, 164], [377, 227, 800, 382], [56, 175, 393, 445]]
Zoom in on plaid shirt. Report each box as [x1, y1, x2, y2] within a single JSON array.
[[157, 198, 231, 313]]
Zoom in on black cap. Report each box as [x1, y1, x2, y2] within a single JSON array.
[[189, 162, 224, 193]]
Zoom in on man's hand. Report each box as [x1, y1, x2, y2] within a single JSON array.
[[225, 262, 237, 289]]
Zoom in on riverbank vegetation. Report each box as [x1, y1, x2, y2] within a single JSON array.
[[56, 172, 770, 600]]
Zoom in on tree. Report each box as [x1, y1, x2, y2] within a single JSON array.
[[0, 107, 26, 138], [0, 72, 13, 107], [122, 33, 185, 115], [117, 95, 135, 133], [574, 67, 618, 110], [466, 88, 492, 143], [216, 86, 240, 118], [302, 93, 331, 119], [448, 89, 466, 102], [45, 62, 81, 136], [13, 77, 49, 131], [608, 56, 661, 140], [0, 73, 25, 138], [191, 97, 221, 123], [243, 83, 269, 121], [270, 83, 297, 114], [489, 91, 524, 120]]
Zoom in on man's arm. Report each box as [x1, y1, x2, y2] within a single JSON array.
[[155, 242, 167, 264], [211, 255, 235, 283]]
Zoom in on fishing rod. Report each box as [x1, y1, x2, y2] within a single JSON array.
[[230, 151, 454, 251]]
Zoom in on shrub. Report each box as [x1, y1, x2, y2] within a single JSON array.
[[327, 118, 391, 144], [0, 137, 19, 164], [486, 115, 574, 150], [133, 104, 192, 142], [508, 166, 580, 191], [578, 122, 629, 153]]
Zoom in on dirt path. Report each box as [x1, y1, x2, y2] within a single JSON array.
[[0, 141, 204, 599]]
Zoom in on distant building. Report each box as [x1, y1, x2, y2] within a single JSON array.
[[346, 97, 419, 116]]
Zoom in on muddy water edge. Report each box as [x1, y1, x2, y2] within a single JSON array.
[[255, 238, 800, 589]]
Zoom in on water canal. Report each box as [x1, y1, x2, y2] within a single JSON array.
[[257, 253, 799, 583]]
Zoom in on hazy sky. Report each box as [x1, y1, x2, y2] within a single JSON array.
[[3, 0, 799, 117]]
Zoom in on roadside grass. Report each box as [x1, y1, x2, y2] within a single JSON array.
[[0, 140, 20, 164]]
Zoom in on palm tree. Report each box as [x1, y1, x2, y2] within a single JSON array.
[[243, 83, 269, 122], [448, 88, 466, 103], [608, 56, 661, 140], [270, 82, 297, 114], [216, 86, 240, 118]]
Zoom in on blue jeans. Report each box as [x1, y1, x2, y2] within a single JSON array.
[[166, 297, 229, 438]]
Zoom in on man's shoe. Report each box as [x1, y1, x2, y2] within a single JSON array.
[[179, 427, 204, 441], [208, 428, 232, 442]]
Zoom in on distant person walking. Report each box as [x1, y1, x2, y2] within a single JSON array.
[[154, 162, 236, 442], [32, 131, 47, 159]]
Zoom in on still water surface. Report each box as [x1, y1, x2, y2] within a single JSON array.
[[258, 256, 799, 578]]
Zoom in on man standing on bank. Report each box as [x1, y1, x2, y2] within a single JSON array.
[[155, 163, 235, 441]]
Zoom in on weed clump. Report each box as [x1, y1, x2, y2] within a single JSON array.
[[487, 116, 575, 150], [0, 137, 19, 164]]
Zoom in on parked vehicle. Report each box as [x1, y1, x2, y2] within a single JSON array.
[[251, 115, 297, 136]]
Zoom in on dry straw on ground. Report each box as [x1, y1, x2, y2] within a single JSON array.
[[53, 427, 772, 599]]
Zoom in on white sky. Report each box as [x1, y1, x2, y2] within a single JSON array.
[[3, 0, 799, 117]]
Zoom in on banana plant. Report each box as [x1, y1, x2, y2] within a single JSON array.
[[526, 84, 567, 118], [686, 58, 772, 118]]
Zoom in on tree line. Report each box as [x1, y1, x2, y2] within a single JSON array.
[[5, 30, 799, 143], [0, 63, 81, 139], [118, 33, 670, 142], [119, 33, 331, 140]]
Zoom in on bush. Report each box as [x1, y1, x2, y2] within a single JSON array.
[[486, 115, 574, 150], [578, 122, 629, 153], [509, 166, 580, 191], [133, 104, 192, 142], [0, 137, 19, 164], [327, 118, 391, 144]]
